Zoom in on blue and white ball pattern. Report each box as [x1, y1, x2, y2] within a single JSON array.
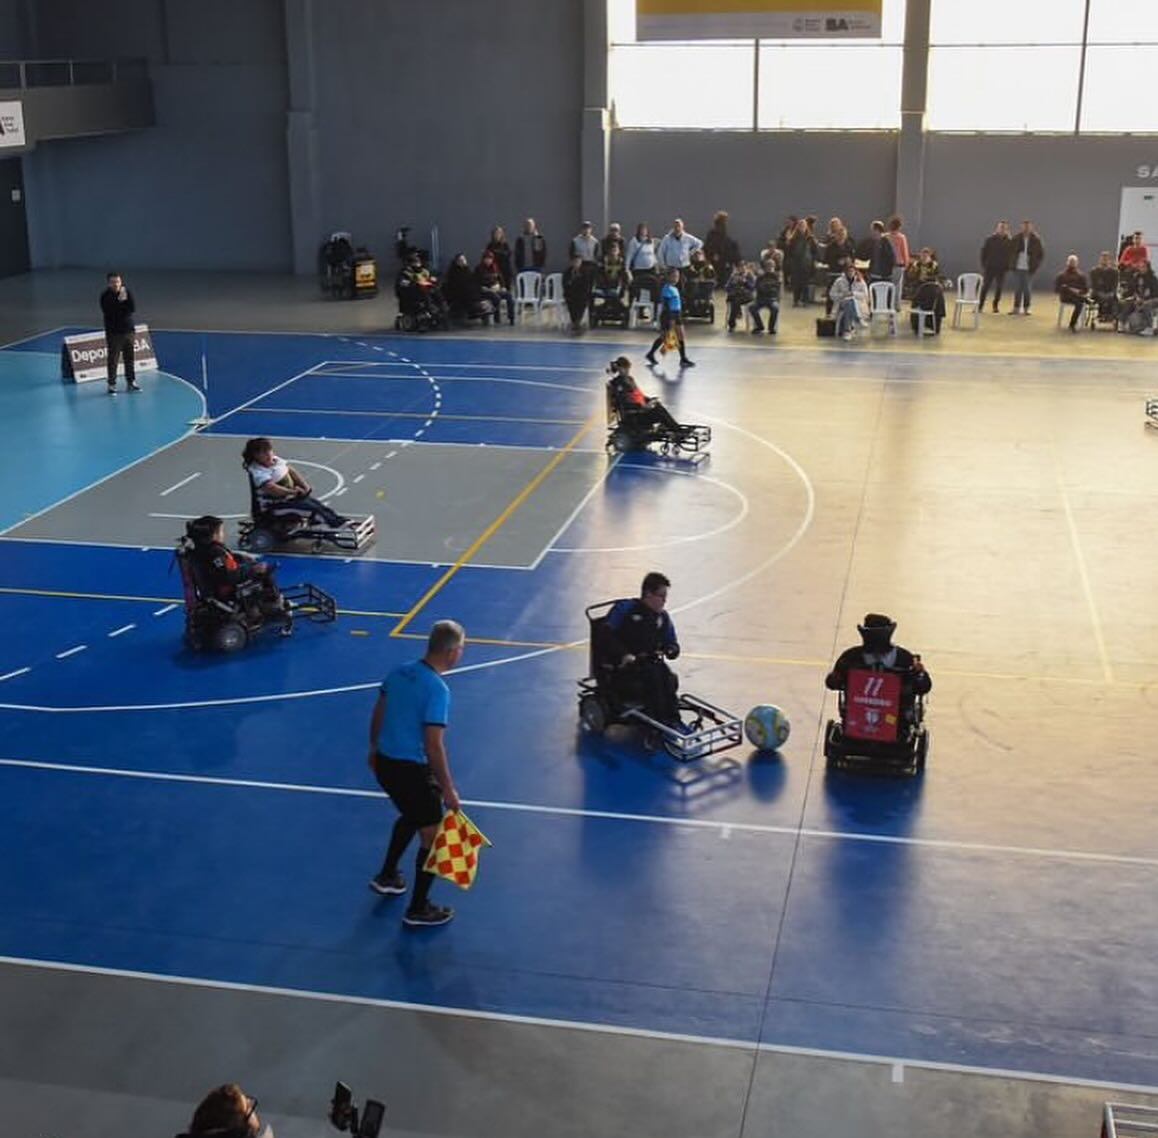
[[745, 704, 790, 751]]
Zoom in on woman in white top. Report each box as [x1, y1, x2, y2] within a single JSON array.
[[242, 437, 348, 527], [828, 263, 869, 340], [626, 223, 659, 303]]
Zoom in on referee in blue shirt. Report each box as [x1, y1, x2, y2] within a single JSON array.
[[644, 267, 695, 369], [367, 620, 465, 927]]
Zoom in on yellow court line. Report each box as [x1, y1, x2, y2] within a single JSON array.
[[0, 586, 183, 605], [391, 631, 567, 650], [391, 409, 605, 636]]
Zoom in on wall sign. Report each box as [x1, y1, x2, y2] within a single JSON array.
[[0, 101, 26, 149], [637, 0, 882, 40]]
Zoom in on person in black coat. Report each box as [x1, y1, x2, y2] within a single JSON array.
[[978, 221, 1011, 312], [99, 271, 138, 395], [485, 226, 514, 288], [703, 210, 740, 287], [826, 613, 931, 701], [1008, 220, 1045, 315], [514, 218, 547, 273], [867, 220, 896, 283]]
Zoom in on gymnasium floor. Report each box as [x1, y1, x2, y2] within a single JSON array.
[[0, 278, 1156, 1138]]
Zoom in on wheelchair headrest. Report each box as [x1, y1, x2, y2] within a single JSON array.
[[185, 515, 222, 547], [858, 613, 896, 652]]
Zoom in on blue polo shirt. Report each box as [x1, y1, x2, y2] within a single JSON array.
[[660, 282, 682, 315], [376, 659, 450, 763]]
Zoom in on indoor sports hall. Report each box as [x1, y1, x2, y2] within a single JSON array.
[[1, 3, 1157, 1138]]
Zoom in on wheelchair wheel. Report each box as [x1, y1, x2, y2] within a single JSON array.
[[213, 621, 248, 654], [244, 527, 276, 554], [609, 427, 633, 454], [400, 312, 417, 332], [915, 729, 929, 773], [579, 694, 607, 734]]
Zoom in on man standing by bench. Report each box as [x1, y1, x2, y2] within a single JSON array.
[[100, 271, 139, 395]]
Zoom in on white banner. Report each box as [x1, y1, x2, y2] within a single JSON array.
[[61, 325, 160, 383], [637, 0, 881, 40], [0, 101, 26, 149]]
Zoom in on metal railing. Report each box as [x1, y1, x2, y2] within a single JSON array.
[[0, 57, 148, 89]]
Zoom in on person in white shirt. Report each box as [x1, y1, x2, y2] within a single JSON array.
[[828, 263, 869, 340], [242, 436, 348, 527], [657, 218, 703, 272], [626, 223, 660, 308]]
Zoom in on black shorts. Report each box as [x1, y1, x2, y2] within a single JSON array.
[[373, 756, 443, 827]]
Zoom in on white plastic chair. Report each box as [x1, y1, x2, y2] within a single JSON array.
[[868, 281, 897, 335], [514, 271, 542, 322], [539, 273, 567, 327], [953, 273, 982, 329], [913, 307, 938, 336], [629, 285, 658, 329]]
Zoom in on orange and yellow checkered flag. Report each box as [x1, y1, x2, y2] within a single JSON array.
[[423, 809, 492, 890]]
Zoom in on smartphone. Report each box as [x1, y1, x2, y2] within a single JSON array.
[[330, 1082, 353, 1127], [358, 1099, 385, 1138]]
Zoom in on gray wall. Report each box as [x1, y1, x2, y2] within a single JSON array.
[[307, 0, 585, 272], [611, 129, 899, 262], [21, 0, 291, 271], [0, 0, 29, 57]]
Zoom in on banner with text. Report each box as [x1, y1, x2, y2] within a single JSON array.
[[637, 0, 881, 40], [61, 325, 160, 383], [0, 101, 26, 149]]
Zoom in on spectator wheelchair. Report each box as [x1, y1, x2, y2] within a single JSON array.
[[605, 378, 711, 459], [175, 528, 336, 654], [577, 600, 743, 762], [589, 269, 631, 329], [824, 663, 930, 776], [681, 276, 717, 324], [237, 473, 376, 556], [318, 231, 378, 300]]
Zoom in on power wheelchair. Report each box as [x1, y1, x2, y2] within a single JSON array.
[[237, 474, 376, 556], [175, 535, 336, 654], [605, 381, 711, 459], [318, 231, 378, 300], [577, 600, 743, 762], [824, 665, 929, 776], [681, 276, 716, 324]]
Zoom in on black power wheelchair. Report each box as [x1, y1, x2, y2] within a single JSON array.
[[824, 665, 929, 776], [589, 271, 631, 329], [577, 600, 743, 762], [605, 380, 711, 459], [237, 475, 376, 556], [681, 277, 716, 324], [175, 533, 336, 654], [318, 232, 378, 300]]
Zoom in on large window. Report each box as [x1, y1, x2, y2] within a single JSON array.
[[927, 0, 1158, 133], [609, 0, 907, 130]]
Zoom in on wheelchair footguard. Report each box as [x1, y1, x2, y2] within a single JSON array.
[[281, 583, 337, 623], [239, 513, 376, 555], [607, 421, 711, 459], [577, 677, 743, 762]]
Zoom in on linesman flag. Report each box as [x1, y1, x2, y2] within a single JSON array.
[[424, 810, 493, 889]]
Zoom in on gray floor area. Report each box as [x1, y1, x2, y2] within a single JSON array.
[[6, 433, 608, 568]]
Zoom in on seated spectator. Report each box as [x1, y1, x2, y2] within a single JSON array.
[[563, 254, 591, 333], [444, 252, 495, 324], [594, 248, 629, 303], [485, 226, 514, 288], [909, 279, 946, 334], [867, 219, 896, 284], [514, 218, 547, 273], [395, 252, 448, 322], [683, 247, 716, 289], [725, 260, 755, 331], [627, 223, 660, 305], [787, 218, 818, 307], [748, 256, 781, 335], [476, 250, 514, 325], [602, 222, 626, 261], [179, 1083, 266, 1138], [1089, 251, 1120, 323], [570, 221, 601, 283], [906, 246, 941, 289], [1054, 254, 1090, 332], [704, 210, 740, 286], [1117, 262, 1158, 334], [657, 218, 703, 272], [829, 262, 869, 340]]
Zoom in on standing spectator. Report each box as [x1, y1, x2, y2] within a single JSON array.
[[627, 223, 660, 307], [979, 220, 1012, 313], [570, 221, 601, 285], [1118, 229, 1145, 259], [100, 271, 139, 395], [1008, 219, 1044, 315], [1089, 251, 1120, 323], [645, 268, 694, 368], [748, 256, 782, 335], [367, 620, 466, 928], [886, 215, 910, 309], [602, 222, 626, 260], [776, 215, 798, 257], [656, 218, 703, 272], [514, 218, 547, 273], [1118, 231, 1150, 291], [485, 226, 513, 288], [829, 262, 869, 340], [703, 210, 740, 286], [724, 260, 755, 331], [476, 250, 514, 325], [563, 254, 591, 333], [786, 218, 817, 307], [1054, 254, 1090, 332], [867, 219, 896, 284]]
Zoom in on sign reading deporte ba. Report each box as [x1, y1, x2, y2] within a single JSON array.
[[61, 326, 160, 383], [636, 0, 882, 40]]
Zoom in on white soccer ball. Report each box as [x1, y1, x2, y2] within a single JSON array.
[[745, 704, 790, 751]]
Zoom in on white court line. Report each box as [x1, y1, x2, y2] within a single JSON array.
[[152, 604, 179, 617], [107, 624, 136, 638], [309, 370, 592, 394], [0, 325, 69, 349], [0, 668, 30, 682], [54, 645, 87, 660], [528, 452, 623, 571], [0, 758, 1155, 870], [208, 361, 328, 427], [158, 472, 201, 497], [311, 358, 597, 373], [207, 430, 604, 456], [0, 959, 1155, 1098], [352, 474, 365, 483]]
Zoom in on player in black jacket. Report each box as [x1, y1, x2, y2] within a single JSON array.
[[826, 613, 931, 702]]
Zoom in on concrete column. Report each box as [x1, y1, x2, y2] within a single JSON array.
[[284, 0, 322, 275], [896, 0, 930, 242], [581, 0, 610, 234]]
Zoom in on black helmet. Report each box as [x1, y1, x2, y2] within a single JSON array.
[[857, 612, 896, 653]]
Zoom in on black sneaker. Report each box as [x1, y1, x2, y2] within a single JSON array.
[[680, 358, 696, 368], [644, 353, 658, 366], [126, 381, 141, 392], [369, 871, 406, 896], [107, 385, 117, 396], [403, 902, 454, 927]]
